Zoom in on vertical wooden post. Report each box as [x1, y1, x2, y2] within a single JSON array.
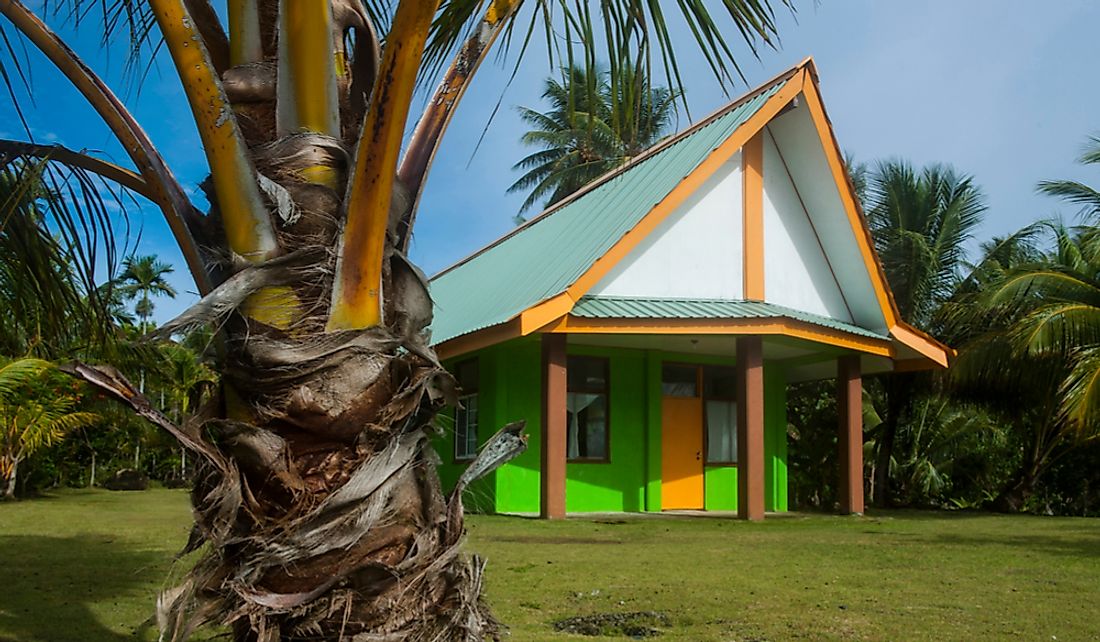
[[736, 336, 765, 521], [541, 333, 568, 519], [838, 355, 864, 515], [742, 132, 765, 301]]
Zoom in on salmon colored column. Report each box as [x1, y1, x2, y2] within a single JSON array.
[[540, 333, 568, 519], [837, 355, 864, 515], [736, 336, 765, 521]]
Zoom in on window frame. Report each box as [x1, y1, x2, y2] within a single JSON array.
[[566, 354, 612, 464], [702, 365, 739, 466], [453, 358, 479, 463]]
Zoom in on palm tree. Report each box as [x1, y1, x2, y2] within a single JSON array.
[[161, 340, 217, 479], [0, 1, 792, 638], [509, 63, 678, 215], [864, 160, 986, 507], [948, 140, 1100, 510], [0, 358, 98, 498], [951, 224, 1100, 510], [117, 255, 176, 332]]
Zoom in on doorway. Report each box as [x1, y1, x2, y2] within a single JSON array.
[[661, 364, 704, 509]]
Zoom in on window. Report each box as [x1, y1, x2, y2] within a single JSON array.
[[704, 366, 738, 465], [454, 359, 479, 461], [661, 364, 698, 397], [567, 356, 609, 461]]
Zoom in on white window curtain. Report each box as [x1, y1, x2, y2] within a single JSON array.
[[706, 400, 737, 463]]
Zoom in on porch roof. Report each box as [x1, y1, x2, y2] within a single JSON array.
[[571, 295, 887, 340]]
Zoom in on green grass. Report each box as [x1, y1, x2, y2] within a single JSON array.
[[1, 489, 1098, 641]]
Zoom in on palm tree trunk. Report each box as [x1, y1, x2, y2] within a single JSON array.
[[872, 415, 895, 508], [69, 322, 524, 640], [992, 417, 1062, 513], [992, 442, 1046, 512], [2, 460, 17, 499]]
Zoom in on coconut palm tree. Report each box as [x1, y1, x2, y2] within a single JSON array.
[[509, 63, 679, 215], [949, 140, 1100, 510], [864, 160, 986, 507], [0, 358, 98, 498], [951, 223, 1100, 510], [118, 255, 177, 332], [0, 1, 793, 638]]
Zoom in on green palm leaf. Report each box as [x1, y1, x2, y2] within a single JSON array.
[[1060, 345, 1100, 434]]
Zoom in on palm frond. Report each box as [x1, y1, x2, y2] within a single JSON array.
[[1010, 302, 1100, 357], [0, 358, 51, 397], [37, 0, 159, 74], [867, 159, 986, 327], [0, 156, 133, 359], [986, 269, 1100, 310], [1038, 180, 1100, 222], [1059, 345, 1100, 435], [424, 0, 791, 119], [1078, 136, 1100, 165]]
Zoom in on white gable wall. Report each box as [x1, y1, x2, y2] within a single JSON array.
[[589, 152, 744, 300], [767, 100, 889, 332], [585, 103, 891, 337], [762, 126, 854, 323]]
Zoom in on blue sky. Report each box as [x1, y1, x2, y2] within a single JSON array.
[[3, 1, 1097, 323]]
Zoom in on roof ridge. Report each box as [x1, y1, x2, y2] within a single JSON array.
[[430, 60, 810, 281]]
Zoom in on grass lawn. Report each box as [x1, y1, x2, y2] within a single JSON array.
[[1, 489, 1098, 641]]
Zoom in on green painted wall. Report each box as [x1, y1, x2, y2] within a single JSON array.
[[704, 466, 739, 510], [434, 339, 790, 514], [436, 345, 501, 514], [644, 352, 663, 512], [564, 345, 647, 513], [490, 339, 543, 513], [764, 366, 789, 512]]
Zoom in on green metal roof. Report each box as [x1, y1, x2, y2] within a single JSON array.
[[571, 296, 888, 340], [429, 76, 791, 345]]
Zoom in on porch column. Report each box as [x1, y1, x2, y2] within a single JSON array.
[[736, 336, 765, 521], [540, 333, 567, 519], [837, 355, 864, 515]]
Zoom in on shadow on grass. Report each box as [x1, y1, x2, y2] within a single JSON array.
[[925, 532, 1100, 559], [0, 534, 163, 641]]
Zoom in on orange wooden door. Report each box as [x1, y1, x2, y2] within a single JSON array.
[[661, 395, 704, 509]]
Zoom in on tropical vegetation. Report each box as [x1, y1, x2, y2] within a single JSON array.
[[0, 358, 98, 498], [787, 143, 1100, 516], [509, 63, 679, 216], [862, 160, 986, 507]]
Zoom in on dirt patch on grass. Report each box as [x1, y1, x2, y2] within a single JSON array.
[[552, 611, 670, 637]]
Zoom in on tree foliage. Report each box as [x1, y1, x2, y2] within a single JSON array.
[[509, 63, 678, 214], [0, 358, 98, 498]]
